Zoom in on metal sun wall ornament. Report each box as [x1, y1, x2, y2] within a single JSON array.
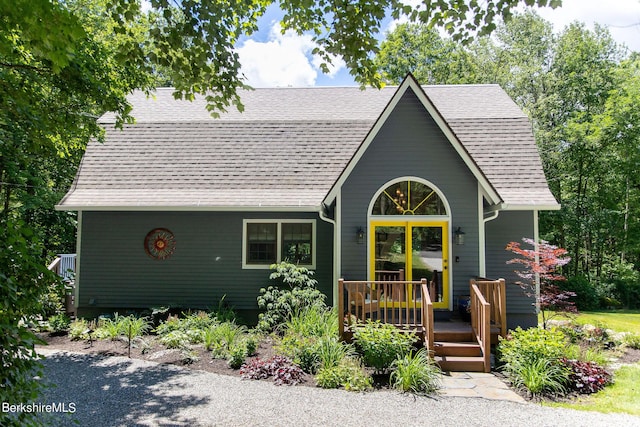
[[144, 228, 176, 260]]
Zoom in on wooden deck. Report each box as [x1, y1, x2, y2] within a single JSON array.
[[338, 278, 506, 372]]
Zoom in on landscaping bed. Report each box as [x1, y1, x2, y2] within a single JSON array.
[[37, 333, 317, 385]]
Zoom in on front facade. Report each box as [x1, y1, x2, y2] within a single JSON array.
[[58, 75, 558, 327]]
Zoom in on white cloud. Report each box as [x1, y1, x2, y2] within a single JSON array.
[[536, 0, 640, 52], [236, 23, 345, 87], [385, 0, 640, 52]]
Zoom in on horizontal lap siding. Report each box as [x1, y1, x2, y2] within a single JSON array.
[[485, 210, 537, 328], [78, 211, 333, 311], [340, 90, 479, 300]]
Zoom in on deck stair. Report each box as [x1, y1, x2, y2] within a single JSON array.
[[432, 324, 487, 372], [339, 277, 507, 373]]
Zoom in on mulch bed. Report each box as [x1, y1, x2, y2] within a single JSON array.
[[37, 333, 640, 394], [37, 333, 315, 387]]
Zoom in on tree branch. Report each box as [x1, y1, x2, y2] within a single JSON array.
[[0, 61, 49, 74]]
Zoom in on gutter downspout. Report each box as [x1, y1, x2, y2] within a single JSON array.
[[319, 202, 338, 307], [480, 209, 500, 278]]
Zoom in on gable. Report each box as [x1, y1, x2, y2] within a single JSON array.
[[323, 75, 502, 207]]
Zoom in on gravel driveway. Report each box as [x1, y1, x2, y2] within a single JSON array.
[[31, 350, 640, 427]]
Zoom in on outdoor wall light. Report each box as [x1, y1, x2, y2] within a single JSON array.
[[356, 227, 365, 244], [454, 227, 466, 245]]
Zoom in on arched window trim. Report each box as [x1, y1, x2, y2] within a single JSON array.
[[367, 177, 451, 219]]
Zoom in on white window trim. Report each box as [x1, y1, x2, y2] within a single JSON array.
[[242, 219, 317, 269]]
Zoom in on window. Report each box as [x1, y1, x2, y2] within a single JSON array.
[[243, 220, 315, 268], [371, 179, 447, 216], [246, 223, 277, 265], [282, 223, 313, 265]]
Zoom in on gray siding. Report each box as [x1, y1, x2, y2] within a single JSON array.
[[78, 211, 333, 314], [485, 210, 537, 329], [339, 90, 479, 302]]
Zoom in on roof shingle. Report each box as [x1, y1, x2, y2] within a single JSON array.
[[59, 84, 558, 210]]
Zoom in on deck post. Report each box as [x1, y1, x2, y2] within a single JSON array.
[[338, 279, 345, 340], [498, 278, 507, 337]]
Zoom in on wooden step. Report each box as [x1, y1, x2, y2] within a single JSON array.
[[434, 331, 473, 342], [435, 355, 486, 372], [434, 341, 481, 357]]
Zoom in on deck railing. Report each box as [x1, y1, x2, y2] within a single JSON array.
[[470, 283, 491, 372], [338, 278, 430, 341], [47, 254, 77, 316], [48, 254, 77, 281], [470, 278, 507, 337], [421, 281, 434, 354]]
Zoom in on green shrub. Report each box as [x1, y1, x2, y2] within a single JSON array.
[[602, 257, 640, 309], [183, 329, 203, 344], [498, 326, 566, 368], [210, 295, 237, 323], [315, 357, 372, 391], [154, 315, 183, 336], [97, 314, 125, 340], [256, 262, 325, 333], [181, 310, 219, 331], [353, 321, 417, 374], [561, 275, 599, 310], [498, 326, 571, 396], [120, 315, 150, 341], [315, 336, 355, 370], [39, 281, 66, 318], [47, 313, 70, 334], [244, 335, 258, 356], [613, 280, 640, 309], [564, 343, 610, 366], [284, 305, 337, 338], [205, 322, 247, 358], [159, 330, 190, 349], [509, 357, 568, 396], [69, 319, 90, 340], [390, 348, 441, 395], [227, 346, 246, 369], [624, 333, 640, 350]]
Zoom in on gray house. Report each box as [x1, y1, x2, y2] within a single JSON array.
[[57, 75, 558, 329]]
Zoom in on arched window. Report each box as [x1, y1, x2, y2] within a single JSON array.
[[371, 179, 447, 216]]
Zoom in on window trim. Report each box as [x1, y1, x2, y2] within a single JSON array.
[[242, 219, 316, 269]]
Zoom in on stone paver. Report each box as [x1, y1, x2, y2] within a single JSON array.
[[440, 371, 525, 403]]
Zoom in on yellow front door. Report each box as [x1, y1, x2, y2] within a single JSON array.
[[370, 220, 449, 309]]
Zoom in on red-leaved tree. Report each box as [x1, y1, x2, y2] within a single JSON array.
[[506, 238, 576, 329]]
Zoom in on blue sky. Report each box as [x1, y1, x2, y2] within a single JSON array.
[[235, 0, 640, 87]]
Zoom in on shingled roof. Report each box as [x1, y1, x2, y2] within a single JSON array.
[[57, 80, 558, 211]]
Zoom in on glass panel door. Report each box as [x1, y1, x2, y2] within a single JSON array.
[[370, 221, 449, 309], [373, 225, 406, 274], [410, 225, 446, 304]]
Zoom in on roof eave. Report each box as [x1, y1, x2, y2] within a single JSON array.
[[55, 204, 324, 212], [485, 203, 561, 212]]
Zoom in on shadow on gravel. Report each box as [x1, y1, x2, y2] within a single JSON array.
[[37, 352, 210, 426]]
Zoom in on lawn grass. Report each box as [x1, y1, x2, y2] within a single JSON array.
[[540, 309, 640, 415], [548, 364, 640, 416], [541, 309, 640, 333]]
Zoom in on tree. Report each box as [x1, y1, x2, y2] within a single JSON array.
[[506, 238, 574, 329], [375, 23, 482, 84], [1, 1, 562, 423]]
